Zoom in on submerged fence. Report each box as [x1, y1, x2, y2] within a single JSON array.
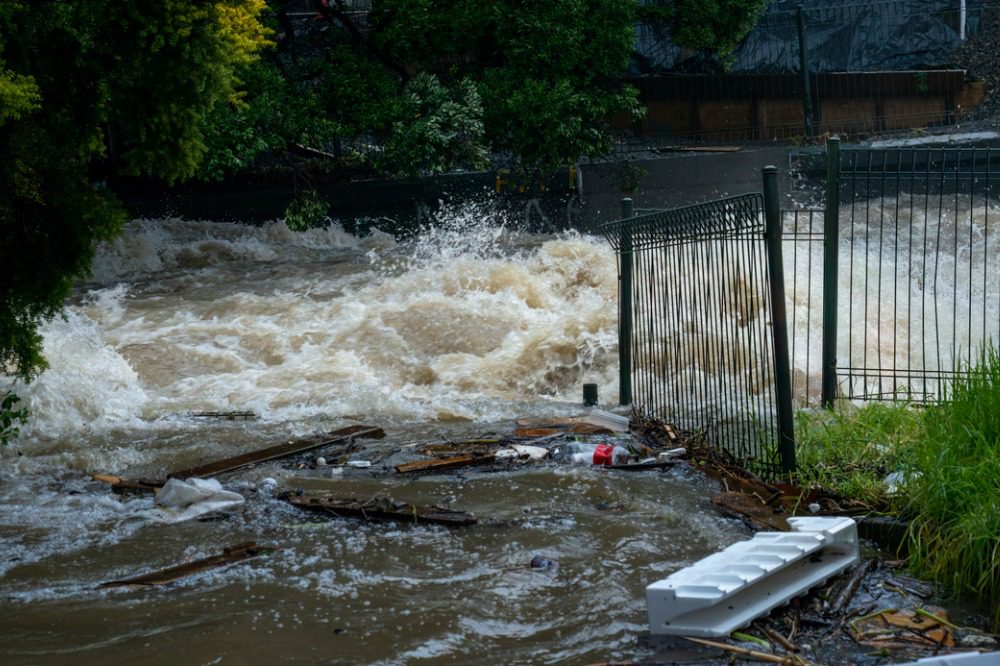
[[822, 140, 1000, 402], [601, 172, 796, 477]]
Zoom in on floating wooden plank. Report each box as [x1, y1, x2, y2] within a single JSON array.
[[190, 410, 257, 421], [99, 542, 278, 588], [394, 452, 495, 474], [282, 493, 477, 526], [514, 427, 564, 437], [170, 424, 384, 479], [608, 460, 677, 471], [421, 439, 499, 455], [91, 474, 163, 495]]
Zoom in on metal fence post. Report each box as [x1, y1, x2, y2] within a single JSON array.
[[618, 197, 634, 406], [762, 167, 796, 474], [821, 137, 841, 408], [797, 4, 814, 138]]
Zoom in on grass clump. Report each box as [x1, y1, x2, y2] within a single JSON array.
[[903, 346, 1000, 627], [794, 402, 925, 508]]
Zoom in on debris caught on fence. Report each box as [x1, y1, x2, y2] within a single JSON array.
[[281, 492, 477, 526], [170, 424, 384, 479], [99, 542, 278, 588]]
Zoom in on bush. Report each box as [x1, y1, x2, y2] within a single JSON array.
[[0, 391, 27, 446], [904, 346, 1000, 627]]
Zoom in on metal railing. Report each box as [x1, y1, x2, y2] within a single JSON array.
[[821, 139, 1000, 402], [603, 138, 1000, 477], [601, 171, 795, 477]]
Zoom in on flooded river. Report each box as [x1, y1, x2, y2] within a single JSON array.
[[0, 209, 743, 664]]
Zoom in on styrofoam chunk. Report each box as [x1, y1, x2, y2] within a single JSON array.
[[646, 516, 860, 637]]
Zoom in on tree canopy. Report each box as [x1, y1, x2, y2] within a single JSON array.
[[0, 0, 269, 384], [199, 0, 643, 181]]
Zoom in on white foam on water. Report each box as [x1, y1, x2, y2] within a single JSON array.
[[6, 209, 619, 458]]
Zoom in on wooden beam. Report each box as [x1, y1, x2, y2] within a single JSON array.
[[170, 424, 384, 479], [394, 452, 495, 474], [99, 542, 278, 588], [282, 493, 477, 526]]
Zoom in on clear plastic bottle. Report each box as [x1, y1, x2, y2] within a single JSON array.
[[554, 441, 632, 466]]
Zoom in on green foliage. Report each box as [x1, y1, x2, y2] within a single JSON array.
[[0, 391, 28, 446], [381, 74, 488, 178], [283, 190, 328, 231], [0, 1, 268, 382], [217, 0, 643, 178], [903, 347, 1000, 627], [197, 59, 336, 180], [796, 348, 1000, 627], [638, 0, 768, 61], [794, 403, 925, 508]]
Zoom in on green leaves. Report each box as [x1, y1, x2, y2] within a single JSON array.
[[0, 391, 28, 447], [0, 0, 268, 382], [229, 0, 640, 179], [382, 74, 488, 178], [638, 0, 768, 62]]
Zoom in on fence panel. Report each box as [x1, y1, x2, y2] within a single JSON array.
[[601, 192, 793, 477], [831, 146, 1000, 401], [782, 209, 827, 406]]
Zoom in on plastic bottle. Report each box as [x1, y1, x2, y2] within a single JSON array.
[[554, 441, 632, 466]]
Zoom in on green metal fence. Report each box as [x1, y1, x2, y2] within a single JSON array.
[[604, 139, 1000, 477], [601, 170, 795, 477], [820, 139, 1000, 402]]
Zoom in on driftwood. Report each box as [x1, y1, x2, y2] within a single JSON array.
[[394, 452, 495, 474], [829, 559, 877, 615], [170, 424, 384, 479], [282, 493, 477, 526], [99, 542, 277, 588], [682, 637, 799, 664], [190, 411, 256, 421], [91, 474, 163, 495]]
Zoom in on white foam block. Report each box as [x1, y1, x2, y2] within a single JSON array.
[[646, 516, 859, 636]]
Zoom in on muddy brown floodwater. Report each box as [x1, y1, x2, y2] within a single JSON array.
[[2, 207, 993, 664]]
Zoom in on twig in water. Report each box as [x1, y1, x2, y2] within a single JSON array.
[[758, 622, 800, 653], [682, 636, 801, 664]]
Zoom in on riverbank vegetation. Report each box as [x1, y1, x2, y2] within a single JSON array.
[[795, 348, 1000, 627]]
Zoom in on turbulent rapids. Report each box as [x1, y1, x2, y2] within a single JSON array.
[[14, 208, 622, 445]]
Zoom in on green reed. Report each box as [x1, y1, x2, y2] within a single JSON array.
[[794, 402, 925, 508], [904, 346, 1000, 627]]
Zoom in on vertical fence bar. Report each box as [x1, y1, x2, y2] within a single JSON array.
[[821, 137, 841, 407], [763, 167, 797, 474], [796, 4, 814, 138], [618, 197, 634, 406]]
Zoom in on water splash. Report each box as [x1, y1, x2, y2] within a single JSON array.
[[8, 208, 620, 447]]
